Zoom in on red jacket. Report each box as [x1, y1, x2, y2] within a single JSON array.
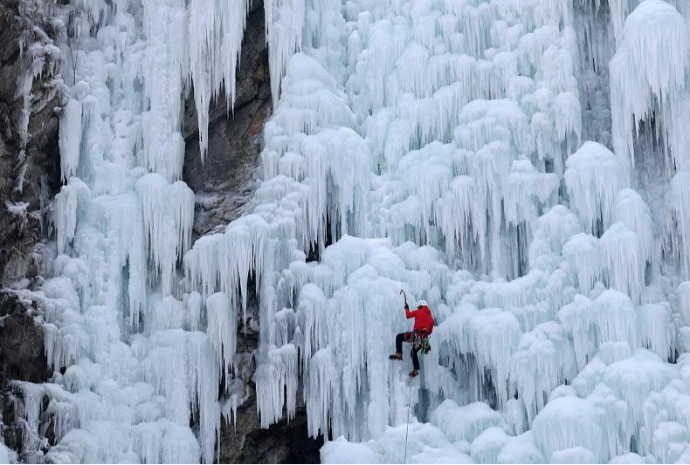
[[406, 305, 434, 334]]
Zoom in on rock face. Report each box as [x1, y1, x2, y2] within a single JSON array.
[[183, 2, 323, 462], [219, 408, 323, 464], [0, 0, 62, 288], [0, 1, 61, 461], [0, 292, 52, 459], [183, 0, 272, 240], [217, 331, 323, 464]]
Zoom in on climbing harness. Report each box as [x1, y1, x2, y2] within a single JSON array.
[[412, 330, 431, 355]]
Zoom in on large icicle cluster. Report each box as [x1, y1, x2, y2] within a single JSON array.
[[610, 0, 688, 179]]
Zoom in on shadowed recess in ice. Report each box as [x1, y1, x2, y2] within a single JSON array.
[[14, 0, 690, 463]]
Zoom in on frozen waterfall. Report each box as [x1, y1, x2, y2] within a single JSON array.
[[12, 0, 690, 463]]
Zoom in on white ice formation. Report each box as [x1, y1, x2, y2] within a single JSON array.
[[10, 0, 690, 463]]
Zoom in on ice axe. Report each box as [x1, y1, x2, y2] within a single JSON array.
[[400, 289, 407, 308]]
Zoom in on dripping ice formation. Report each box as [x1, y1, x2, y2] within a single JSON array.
[[11, 0, 690, 463]]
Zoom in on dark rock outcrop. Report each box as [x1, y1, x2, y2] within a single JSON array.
[[0, 293, 50, 385], [0, 1, 62, 287], [216, 300, 323, 463], [0, 292, 51, 456], [0, 1, 61, 460], [218, 403, 323, 464], [216, 327, 323, 464], [183, 3, 324, 461], [183, 0, 272, 240]]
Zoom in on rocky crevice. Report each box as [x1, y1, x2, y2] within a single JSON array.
[[0, 0, 61, 461], [0, 0, 62, 288], [183, 0, 272, 241], [183, 1, 323, 462], [0, 292, 52, 460], [217, 327, 323, 464]]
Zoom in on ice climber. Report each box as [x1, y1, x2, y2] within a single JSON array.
[[389, 297, 434, 378]]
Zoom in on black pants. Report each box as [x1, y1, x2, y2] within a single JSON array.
[[395, 332, 420, 370]]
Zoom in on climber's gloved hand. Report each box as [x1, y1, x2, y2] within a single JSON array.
[[404, 303, 409, 310]]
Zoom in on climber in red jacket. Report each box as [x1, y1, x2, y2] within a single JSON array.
[[389, 299, 434, 378]]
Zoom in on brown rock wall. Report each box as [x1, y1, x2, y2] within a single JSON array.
[[0, 2, 60, 460], [182, 0, 272, 240], [182, 2, 324, 462], [0, 1, 61, 287]]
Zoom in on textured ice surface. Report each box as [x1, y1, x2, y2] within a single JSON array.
[[25, 0, 690, 463]]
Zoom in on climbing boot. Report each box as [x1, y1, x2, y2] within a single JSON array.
[[389, 352, 402, 360], [409, 369, 420, 378]]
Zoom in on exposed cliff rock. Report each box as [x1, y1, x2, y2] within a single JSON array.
[[217, 330, 323, 464], [0, 291, 51, 460], [182, 2, 323, 462], [0, 0, 62, 288], [183, 0, 272, 240], [218, 403, 322, 464], [0, 1, 61, 461]]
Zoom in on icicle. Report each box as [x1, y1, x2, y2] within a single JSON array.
[[564, 141, 625, 235], [206, 292, 236, 375], [186, 332, 221, 464], [187, 0, 252, 159], [58, 99, 84, 181], [592, 290, 639, 349], [185, 291, 203, 331], [511, 321, 577, 423], [54, 178, 91, 255], [608, 0, 638, 44], [437, 175, 475, 261], [599, 222, 644, 303], [677, 282, 690, 326], [637, 303, 674, 361], [136, 0, 189, 179], [669, 172, 690, 278], [430, 400, 508, 444], [305, 346, 334, 437], [503, 159, 559, 228], [613, 189, 654, 268], [254, 344, 298, 428], [563, 233, 600, 292], [529, 205, 583, 273], [136, 174, 195, 295], [148, 296, 186, 333], [532, 396, 609, 463], [470, 427, 511, 463], [265, 0, 306, 106], [461, 308, 522, 407], [558, 294, 594, 370], [603, 350, 677, 429], [610, 0, 688, 178]]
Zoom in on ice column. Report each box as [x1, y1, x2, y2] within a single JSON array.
[[610, 0, 689, 179]]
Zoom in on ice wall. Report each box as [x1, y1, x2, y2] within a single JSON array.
[[185, 0, 690, 463], [21, 0, 690, 463]]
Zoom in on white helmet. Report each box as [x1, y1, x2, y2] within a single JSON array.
[[417, 300, 428, 307]]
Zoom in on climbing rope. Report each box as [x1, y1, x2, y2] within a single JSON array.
[[403, 379, 413, 464]]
